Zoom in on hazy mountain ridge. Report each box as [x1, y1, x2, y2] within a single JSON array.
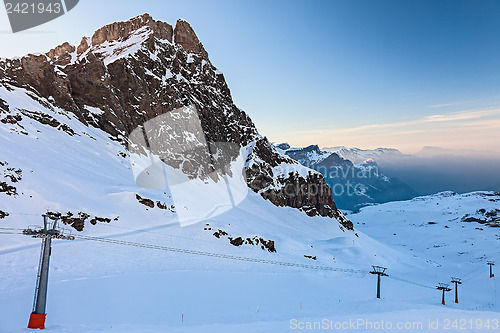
[[325, 146, 500, 195], [277, 144, 418, 211]]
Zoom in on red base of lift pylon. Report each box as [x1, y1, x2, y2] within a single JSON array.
[[28, 313, 46, 329], [442, 301, 445, 305], [491, 274, 495, 278]]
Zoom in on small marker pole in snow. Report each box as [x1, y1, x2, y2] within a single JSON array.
[[370, 266, 388, 299], [451, 278, 462, 303], [436, 283, 452, 305], [487, 261, 495, 278], [257, 306, 259, 313]]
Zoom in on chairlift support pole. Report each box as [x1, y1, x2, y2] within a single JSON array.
[[370, 266, 388, 299], [23, 215, 74, 330], [451, 278, 462, 304], [487, 261, 495, 278], [436, 283, 452, 305]]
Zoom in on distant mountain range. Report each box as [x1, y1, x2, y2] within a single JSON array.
[[323, 146, 405, 165], [277, 144, 418, 211], [324, 146, 500, 195]]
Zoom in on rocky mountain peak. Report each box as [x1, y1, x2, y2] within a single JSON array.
[[45, 13, 174, 64], [90, 13, 173, 47], [44, 14, 210, 66], [303, 145, 321, 153], [276, 143, 291, 151], [46, 41, 75, 60], [173, 18, 208, 58]]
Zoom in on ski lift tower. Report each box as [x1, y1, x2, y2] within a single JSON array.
[[23, 215, 74, 330], [487, 261, 495, 278], [450, 278, 462, 303], [370, 266, 388, 299], [436, 283, 452, 305]]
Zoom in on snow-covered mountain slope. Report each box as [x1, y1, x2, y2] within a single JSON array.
[[1, 235, 497, 333], [0, 71, 357, 252], [1, 149, 498, 332], [0, 118, 497, 332], [1, 159, 498, 333], [278, 144, 418, 211], [348, 191, 499, 267], [0, 84, 425, 332]]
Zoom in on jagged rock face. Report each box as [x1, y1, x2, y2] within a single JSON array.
[[46, 42, 75, 62], [246, 138, 345, 223], [90, 13, 173, 46], [173, 19, 208, 58], [0, 14, 351, 229]]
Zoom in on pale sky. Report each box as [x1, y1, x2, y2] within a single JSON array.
[[0, 0, 499, 154], [283, 107, 500, 154]]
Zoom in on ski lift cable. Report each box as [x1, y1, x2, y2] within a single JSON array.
[[96, 222, 246, 250], [387, 275, 436, 290], [83, 223, 381, 267], [1, 212, 41, 217], [461, 266, 488, 283], [73, 234, 369, 274], [460, 265, 487, 280], [0, 227, 493, 289], [3, 212, 276, 256]]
